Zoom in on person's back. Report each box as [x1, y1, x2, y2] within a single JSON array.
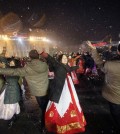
[[102, 60, 120, 104], [5, 75, 21, 104], [24, 59, 48, 96]]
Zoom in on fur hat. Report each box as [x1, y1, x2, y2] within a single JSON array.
[[29, 49, 39, 59]]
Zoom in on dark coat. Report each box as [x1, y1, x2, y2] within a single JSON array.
[[4, 76, 21, 104], [83, 54, 95, 69], [46, 55, 78, 103]]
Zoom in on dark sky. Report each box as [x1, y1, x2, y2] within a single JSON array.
[[0, 0, 120, 45]]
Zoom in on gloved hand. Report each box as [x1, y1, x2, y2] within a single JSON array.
[[40, 51, 48, 58]]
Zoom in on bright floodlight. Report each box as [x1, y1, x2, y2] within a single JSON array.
[[42, 37, 51, 42], [18, 38, 22, 42], [0, 35, 9, 40], [29, 36, 34, 41]]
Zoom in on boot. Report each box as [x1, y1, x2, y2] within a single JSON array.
[[7, 114, 18, 129]]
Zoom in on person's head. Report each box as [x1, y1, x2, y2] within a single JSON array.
[[58, 54, 68, 64], [29, 49, 39, 59]]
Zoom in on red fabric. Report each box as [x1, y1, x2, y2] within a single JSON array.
[[71, 71, 79, 85], [76, 59, 85, 74], [45, 75, 86, 134], [92, 42, 107, 47], [68, 59, 75, 66], [68, 62, 79, 85]]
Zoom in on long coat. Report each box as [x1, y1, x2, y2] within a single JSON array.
[[4, 76, 21, 104], [46, 55, 78, 103]]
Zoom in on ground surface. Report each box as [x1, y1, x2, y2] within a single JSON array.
[[0, 79, 120, 134]]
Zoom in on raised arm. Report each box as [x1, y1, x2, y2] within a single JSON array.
[[86, 41, 104, 66], [40, 52, 60, 69]]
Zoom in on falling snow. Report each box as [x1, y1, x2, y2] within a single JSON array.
[[0, 0, 119, 45]]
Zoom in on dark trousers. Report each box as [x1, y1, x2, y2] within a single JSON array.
[[35, 96, 48, 128], [109, 102, 120, 130]]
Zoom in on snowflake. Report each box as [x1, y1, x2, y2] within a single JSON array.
[[109, 26, 112, 29], [98, 7, 101, 10], [91, 18, 94, 21]]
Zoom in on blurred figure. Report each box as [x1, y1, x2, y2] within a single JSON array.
[[0, 49, 49, 133], [87, 41, 120, 132], [68, 55, 79, 85], [0, 58, 21, 128]]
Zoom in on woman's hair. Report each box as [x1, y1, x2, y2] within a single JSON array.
[[57, 54, 68, 63], [57, 54, 64, 62]]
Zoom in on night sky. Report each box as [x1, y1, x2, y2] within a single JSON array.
[[0, 0, 120, 46]]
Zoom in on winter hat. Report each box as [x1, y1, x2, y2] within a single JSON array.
[[29, 49, 39, 59]]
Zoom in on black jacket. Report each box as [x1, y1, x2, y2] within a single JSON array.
[[46, 55, 78, 103]]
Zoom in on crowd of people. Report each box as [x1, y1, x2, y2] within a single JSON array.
[[0, 41, 120, 134]]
